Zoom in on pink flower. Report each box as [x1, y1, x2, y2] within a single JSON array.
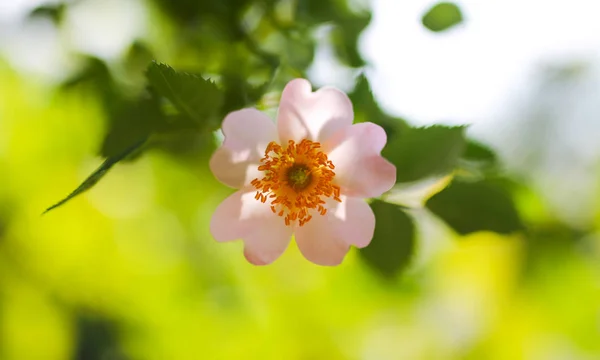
[[209, 79, 396, 266]]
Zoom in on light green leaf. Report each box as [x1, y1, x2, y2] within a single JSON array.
[[422, 2, 463, 32]]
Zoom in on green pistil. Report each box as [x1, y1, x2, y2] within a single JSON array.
[[287, 164, 312, 190]]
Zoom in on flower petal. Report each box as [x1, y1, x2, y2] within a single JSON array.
[[324, 122, 396, 198], [210, 108, 277, 188], [294, 197, 375, 266], [277, 79, 354, 144], [210, 188, 293, 265]]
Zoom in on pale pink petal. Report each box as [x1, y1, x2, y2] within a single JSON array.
[[210, 188, 293, 265], [210, 108, 277, 188], [324, 122, 396, 198], [209, 147, 263, 189], [294, 215, 350, 266], [294, 197, 375, 265], [277, 79, 354, 144]]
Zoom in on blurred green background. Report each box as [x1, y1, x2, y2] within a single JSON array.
[[1, 0, 600, 359]]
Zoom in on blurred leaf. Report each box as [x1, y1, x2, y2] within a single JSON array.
[[463, 140, 497, 165], [43, 138, 147, 214], [426, 179, 524, 235], [60, 55, 153, 153], [150, 0, 250, 36], [458, 140, 499, 178], [124, 41, 155, 77], [100, 92, 165, 158], [146, 62, 224, 132], [149, 125, 217, 159], [522, 222, 588, 277], [422, 2, 463, 32], [383, 125, 467, 183], [331, 14, 371, 67], [29, 3, 66, 24], [74, 315, 126, 360], [283, 32, 315, 70], [296, 0, 340, 23], [359, 200, 415, 278], [61, 56, 115, 97]]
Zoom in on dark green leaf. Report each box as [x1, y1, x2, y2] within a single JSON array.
[[426, 180, 524, 235], [463, 140, 497, 165], [458, 140, 499, 177], [60, 56, 114, 96], [74, 313, 125, 360], [331, 15, 371, 67], [100, 93, 164, 158], [422, 2, 463, 32], [383, 125, 467, 183], [219, 74, 267, 116], [359, 200, 416, 278], [146, 62, 224, 131], [43, 139, 147, 214]]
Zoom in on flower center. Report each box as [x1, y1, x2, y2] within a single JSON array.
[[286, 164, 312, 190], [251, 139, 342, 227]]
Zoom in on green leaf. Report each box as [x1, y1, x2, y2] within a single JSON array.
[[43, 139, 147, 214], [146, 62, 224, 132], [359, 200, 416, 278], [463, 140, 497, 165], [29, 3, 66, 24], [426, 180, 524, 235], [422, 2, 463, 32], [383, 125, 467, 183], [459, 140, 499, 177], [100, 93, 165, 158], [331, 15, 372, 67]]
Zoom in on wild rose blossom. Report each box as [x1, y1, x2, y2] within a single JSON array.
[[209, 79, 396, 265]]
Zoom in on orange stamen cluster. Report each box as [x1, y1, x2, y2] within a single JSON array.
[[251, 139, 342, 227]]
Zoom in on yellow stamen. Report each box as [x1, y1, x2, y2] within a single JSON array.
[[251, 139, 342, 226]]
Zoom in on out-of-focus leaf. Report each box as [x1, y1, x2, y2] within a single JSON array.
[[422, 2, 463, 32], [74, 314, 125, 360], [426, 179, 524, 235], [383, 125, 467, 183], [458, 140, 499, 178], [100, 92, 165, 158], [43, 138, 147, 214], [124, 41, 155, 78], [296, 0, 339, 23], [61, 56, 115, 97], [331, 14, 371, 67], [283, 32, 315, 70], [463, 140, 497, 165], [146, 62, 224, 132], [522, 222, 587, 277], [149, 126, 217, 159], [359, 200, 415, 278], [29, 3, 66, 24]]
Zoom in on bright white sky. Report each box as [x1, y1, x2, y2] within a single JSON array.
[[362, 0, 600, 130]]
